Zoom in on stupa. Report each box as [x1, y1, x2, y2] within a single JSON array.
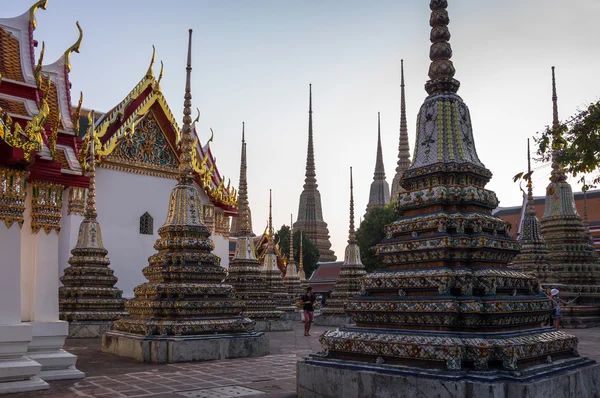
[[59, 111, 127, 337], [316, 168, 366, 326], [225, 127, 291, 332], [283, 214, 304, 304], [509, 139, 553, 278], [102, 30, 268, 363], [293, 84, 336, 262], [539, 67, 600, 327], [229, 122, 255, 237], [297, 2, 599, 397], [390, 60, 411, 200], [262, 190, 296, 316], [365, 112, 391, 214]]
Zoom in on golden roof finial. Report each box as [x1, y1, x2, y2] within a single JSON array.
[[34, 41, 45, 89], [146, 45, 156, 79], [178, 29, 195, 182], [85, 110, 97, 219], [207, 127, 214, 146], [153, 61, 164, 93], [64, 21, 83, 73], [29, 0, 48, 31], [72, 91, 83, 134]]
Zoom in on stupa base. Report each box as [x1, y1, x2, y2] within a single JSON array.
[[68, 321, 114, 338], [561, 305, 600, 328], [282, 311, 301, 321], [254, 319, 293, 332], [102, 331, 269, 364], [314, 313, 352, 327], [297, 356, 600, 398]]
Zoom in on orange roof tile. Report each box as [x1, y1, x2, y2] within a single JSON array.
[[54, 149, 70, 170], [0, 27, 25, 83], [42, 76, 63, 130], [0, 97, 28, 116]]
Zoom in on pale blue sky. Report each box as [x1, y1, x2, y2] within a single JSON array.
[[6, 0, 600, 257]]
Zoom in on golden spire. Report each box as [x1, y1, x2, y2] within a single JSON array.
[[550, 66, 567, 183], [64, 22, 83, 73], [146, 45, 156, 79], [425, 0, 460, 95], [85, 110, 97, 219], [29, 0, 48, 31], [349, 167, 356, 244], [178, 29, 195, 183], [289, 213, 294, 265], [34, 41, 45, 89]]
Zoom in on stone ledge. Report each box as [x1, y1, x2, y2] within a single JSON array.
[[69, 322, 113, 338], [102, 331, 269, 364], [297, 356, 600, 398], [254, 319, 293, 332], [282, 311, 301, 321], [314, 314, 352, 327]]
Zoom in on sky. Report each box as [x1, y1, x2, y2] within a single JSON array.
[[5, 0, 600, 258]]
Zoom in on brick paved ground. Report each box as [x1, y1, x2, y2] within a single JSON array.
[[6, 324, 600, 398]]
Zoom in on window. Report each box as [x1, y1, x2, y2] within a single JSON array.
[[140, 212, 153, 235]]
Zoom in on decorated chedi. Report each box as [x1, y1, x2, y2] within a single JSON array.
[[59, 111, 127, 337], [102, 30, 268, 363], [229, 122, 255, 237], [298, 2, 596, 396], [509, 139, 553, 278], [297, 231, 309, 291], [316, 167, 366, 326], [365, 112, 390, 214], [539, 67, 600, 327], [282, 214, 304, 303], [262, 190, 296, 316], [225, 126, 291, 332], [390, 60, 411, 199]]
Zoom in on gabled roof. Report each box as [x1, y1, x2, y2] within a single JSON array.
[[308, 261, 343, 293]]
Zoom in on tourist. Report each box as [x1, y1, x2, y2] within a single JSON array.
[[550, 288, 563, 329], [301, 287, 317, 336]]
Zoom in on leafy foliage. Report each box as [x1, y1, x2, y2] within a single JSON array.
[[355, 205, 398, 272], [535, 99, 600, 189], [275, 225, 320, 277]]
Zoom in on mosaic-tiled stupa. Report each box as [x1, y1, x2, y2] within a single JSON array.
[[59, 112, 127, 337], [509, 139, 553, 277], [283, 214, 304, 302], [262, 190, 296, 314], [103, 30, 267, 363], [316, 167, 366, 326], [298, 2, 598, 396], [390, 59, 411, 199], [225, 129, 290, 331], [365, 112, 391, 214], [539, 67, 600, 326]]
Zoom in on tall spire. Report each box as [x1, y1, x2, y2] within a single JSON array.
[[374, 112, 385, 178], [366, 112, 391, 214], [525, 138, 535, 215], [299, 231, 304, 271], [231, 121, 254, 237], [305, 84, 316, 187], [289, 214, 295, 264], [179, 29, 195, 183], [391, 60, 411, 199], [348, 167, 356, 244], [550, 66, 567, 183], [425, 0, 460, 95], [267, 189, 274, 252], [85, 110, 97, 219]]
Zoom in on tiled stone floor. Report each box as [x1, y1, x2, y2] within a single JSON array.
[[6, 324, 600, 398]]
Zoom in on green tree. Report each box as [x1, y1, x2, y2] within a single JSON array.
[[275, 225, 320, 277], [355, 205, 398, 272], [536, 99, 600, 188]]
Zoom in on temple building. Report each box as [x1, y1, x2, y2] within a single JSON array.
[[102, 30, 267, 363], [293, 84, 336, 262], [316, 167, 366, 326], [365, 112, 390, 214], [0, 2, 86, 391], [390, 60, 411, 200], [298, 1, 595, 396]]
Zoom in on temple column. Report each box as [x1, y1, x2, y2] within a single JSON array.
[[0, 168, 48, 393], [21, 182, 84, 381]]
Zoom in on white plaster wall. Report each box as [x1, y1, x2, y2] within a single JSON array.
[[20, 187, 34, 322], [69, 168, 230, 298], [0, 224, 23, 324]]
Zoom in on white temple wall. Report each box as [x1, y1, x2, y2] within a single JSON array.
[[0, 223, 24, 324], [20, 191, 34, 322]]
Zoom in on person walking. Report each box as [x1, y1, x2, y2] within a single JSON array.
[[301, 287, 316, 336], [550, 288, 562, 329]]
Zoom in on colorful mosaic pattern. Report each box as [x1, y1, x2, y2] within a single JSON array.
[[30, 181, 63, 234], [0, 168, 28, 228]]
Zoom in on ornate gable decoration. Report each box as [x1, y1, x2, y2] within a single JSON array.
[[102, 111, 179, 177]]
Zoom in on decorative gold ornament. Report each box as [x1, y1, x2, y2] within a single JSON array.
[[48, 109, 60, 159], [64, 22, 83, 73], [28, 0, 48, 31], [0, 168, 29, 228], [67, 187, 86, 216], [31, 181, 63, 234], [34, 41, 45, 89], [72, 91, 83, 135]]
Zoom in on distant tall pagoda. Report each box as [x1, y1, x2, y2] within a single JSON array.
[[225, 129, 290, 332], [510, 139, 553, 278], [390, 60, 411, 199], [59, 111, 127, 337], [316, 167, 366, 326], [229, 122, 254, 237], [539, 67, 600, 326], [283, 214, 303, 301], [293, 84, 336, 262], [365, 112, 391, 214], [298, 2, 592, 395], [297, 231, 308, 290], [103, 30, 268, 363]]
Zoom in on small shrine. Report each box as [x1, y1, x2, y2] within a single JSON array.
[[316, 168, 366, 326], [59, 112, 127, 337], [102, 30, 268, 364]]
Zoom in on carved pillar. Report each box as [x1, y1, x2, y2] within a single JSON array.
[[203, 204, 215, 232]]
